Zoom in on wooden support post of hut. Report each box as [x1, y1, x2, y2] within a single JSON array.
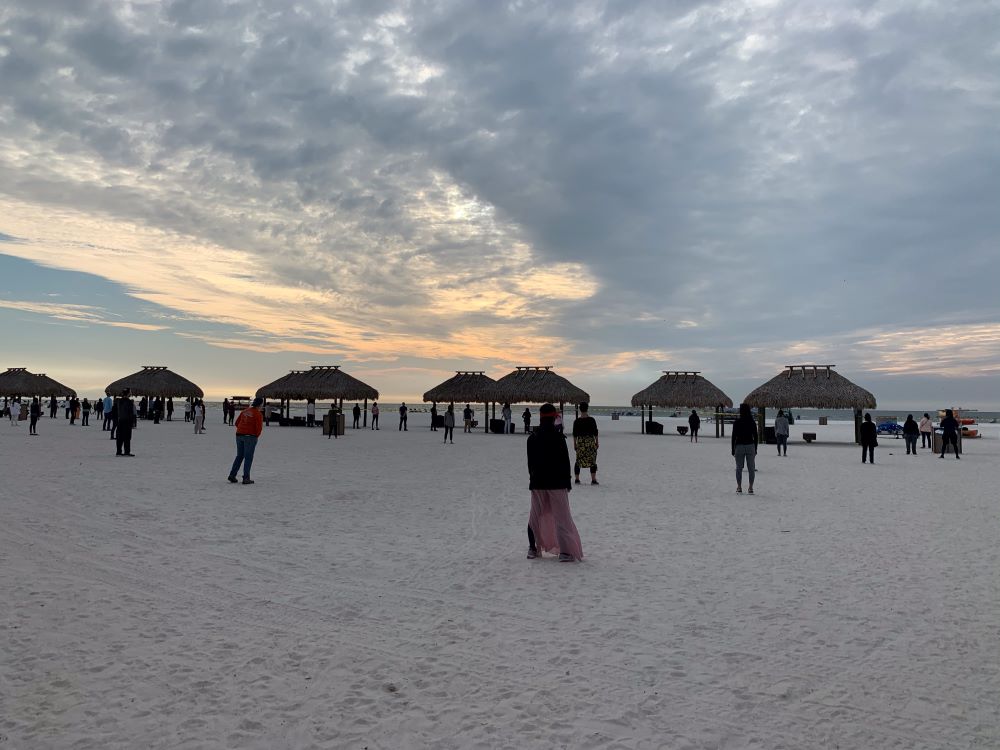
[[631, 371, 733, 437]]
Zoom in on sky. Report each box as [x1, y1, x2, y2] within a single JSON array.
[[1, 0, 998, 407]]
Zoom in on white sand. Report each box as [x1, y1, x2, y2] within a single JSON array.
[[2, 414, 998, 749]]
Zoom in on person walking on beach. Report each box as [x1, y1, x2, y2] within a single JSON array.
[[193, 400, 206, 434], [429, 403, 438, 431], [939, 409, 960, 459], [81, 398, 91, 426], [103, 395, 113, 430], [688, 409, 701, 443], [732, 403, 758, 494], [572, 402, 600, 485], [918, 413, 933, 449], [502, 403, 512, 434], [371, 402, 380, 430], [352, 403, 361, 429], [860, 412, 878, 464], [526, 403, 584, 562], [49, 395, 58, 419], [398, 402, 408, 431], [9, 399, 20, 425], [443, 404, 455, 443], [522, 407, 531, 434], [463, 404, 473, 433], [115, 390, 135, 456], [228, 397, 264, 485], [902, 414, 920, 455], [29, 397, 40, 435], [774, 409, 789, 456]]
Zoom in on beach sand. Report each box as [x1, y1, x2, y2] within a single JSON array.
[[2, 414, 997, 748]]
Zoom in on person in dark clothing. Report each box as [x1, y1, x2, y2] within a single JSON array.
[[572, 403, 599, 485], [902, 414, 920, 455], [49, 396, 58, 419], [859, 412, 878, 464], [398, 402, 408, 431], [688, 409, 701, 443], [352, 403, 361, 429], [151, 397, 161, 424], [429, 403, 438, 431], [166, 398, 174, 421], [69, 397, 79, 425], [109, 397, 118, 440], [443, 404, 455, 443], [29, 397, 40, 435], [81, 398, 90, 426], [115, 390, 136, 456], [139, 396, 148, 421], [526, 403, 584, 562], [522, 407, 531, 434], [463, 405, 473, 433], [939, 409, 960, 459], [731, 403, 758, 494]]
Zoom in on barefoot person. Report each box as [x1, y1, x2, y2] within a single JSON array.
[[228, 397, 264, 485], [572, 402, 599, 485], [526, 403, 584, 562], [731, 403, 758, 494]]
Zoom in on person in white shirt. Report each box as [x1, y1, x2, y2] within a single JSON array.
[[193, 401, 205, 434], [306, 400, 316, 427], [9, 399, 21, 425]]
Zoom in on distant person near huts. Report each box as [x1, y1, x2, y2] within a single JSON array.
[[103, 395, 114, 430], [463, 404, 473, 433], [222, 398, 230, 424], [443, 404, 455, 444], [572, 402, 599, 486], [522, 407, 531, 434], [29, 397, 40, 435], [526, 403, 584, 562], [166, 397, 174, 421], [184, 399, 191, 423], [228, 397, 264, 485], [902, 414, 920, 455], [306, 400, 316, 428], [430, 403, 438, 431], [371, 402, 380, 430], [49, 395, 58, 419], [860, 412, 878, 464], [9, 399, 20, 425], [731, 403, 758, 494], [193, 400, 205, 434], [918, 413, 933, 449], [938, 409, 960, 460], [115, 390, 135, 456], [774, 409, 789, 456], [688, 409, 701, 443], [81, 398, 91, 426], [69, 397, 79, 425], [352, 403, 361, 429], [502, 403, 512, 434], [398, 402, 408, 431]]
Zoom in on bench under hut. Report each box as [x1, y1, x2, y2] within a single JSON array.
[[630, 371, 733, 436], [256, 365, 379, 426], [742, 364, 876, 444], [423, 371, 498, 433]]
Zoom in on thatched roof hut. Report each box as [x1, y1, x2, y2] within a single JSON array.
[[256, 365, 378, 402], [631, 371, 732, 408], [492, 366, 589, 406], [105, 366, 204, 398], [742, 365, 875, 409], [0, 367, 76, 397], [423, 371, 497, 405]]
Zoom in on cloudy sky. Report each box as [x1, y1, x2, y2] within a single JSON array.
[[1, 0, 998, 406]]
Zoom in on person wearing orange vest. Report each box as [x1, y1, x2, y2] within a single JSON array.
[[228, 397, 264, 485]]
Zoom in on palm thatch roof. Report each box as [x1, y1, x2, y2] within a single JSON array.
[[491, 366, 589, 405], [105, 366, 204, 398], [423, 371, 497, 404], [631, 371, 732, 408], [0, 367, 76, 397], [256, 365, 378, 401], [742, 365, 876, 409]]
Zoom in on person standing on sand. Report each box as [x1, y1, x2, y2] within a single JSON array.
[[29, 397, 40, 435], [371, 402, 380, 430], [774, 410, 789, 456], [463, 404, 473, 433], [9, 399, 20, 425], [902, 414, 920, 455], [572, 402, 600, 485], [166, 398, 174, 421], [184, 399, 191, 423], [522, 407, 531, 434], [731, 403, 758, 494], [938, 409, 960, 459], [443, 404, 455, 443], [430, 403, 438, 431], [103, 395, 114, 430], [192, 400, 205, 434], [918, 413, 933, 449], [502, 403, 512, 434], [115, 390, 135, 456], [688, 409, 701, 443], [398, 402, 408, 431], [526, 403, 584, 562], [222, 398, 230, 424], [352, 403, 361, 429], [306, 399, 316, 428], [81, 398, 91, 426], [49, 396, 58, 419], [228, 397, 264, 485], [860, 412, 878, 464]]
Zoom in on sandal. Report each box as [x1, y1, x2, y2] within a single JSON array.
[[736, 487, 742, 494], [748, 488, 754, 495]]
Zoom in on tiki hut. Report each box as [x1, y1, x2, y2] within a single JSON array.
[[742, 364, 877, 443], [630, 371, 733, 435], [491, 366, 589, 429], [0, 367, 76, 398], [422, 371, 497, 433], [105, 366, 204, 398], [255, 365, 379, 426]]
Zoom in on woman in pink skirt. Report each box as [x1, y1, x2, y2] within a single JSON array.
[[526, 403, 584, 561]]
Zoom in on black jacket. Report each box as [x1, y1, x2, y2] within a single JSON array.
[[731, 416, 758, 453], [572, 416, 598, 437], [688, 413, 701, 429], [902, 418, 919, 436], [940, 416, 959, 436], [116, 398, 136, 426], [527, 423, 572, 490], [860, 421, 878, 446]]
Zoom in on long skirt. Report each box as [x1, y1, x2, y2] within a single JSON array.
[[528, 489, 584, 560], [575, 436, 598, 468]]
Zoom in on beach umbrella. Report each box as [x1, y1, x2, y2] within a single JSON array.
[[422, 371, 497, 433], [742, 364, 876, 443], [630, 371, 733, 435], [105, 366, 204, 399]]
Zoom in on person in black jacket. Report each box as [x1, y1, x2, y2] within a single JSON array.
[[939, 409, 960, 459], [29, 396, 41, 435], [352, 403, 361, 429], [902, 414, 919, 455], [731, 403, 758, 494], [115, 389, 136, 456], [526, 403, 584, 562], [688, 409, 701, 443], [859, 412, 878, 464]]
